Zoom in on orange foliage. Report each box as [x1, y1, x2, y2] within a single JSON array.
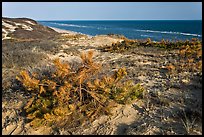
[[16, 50, 144, 129]]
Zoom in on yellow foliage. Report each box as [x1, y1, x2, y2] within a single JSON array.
[[166, 64, 176, 72], [16, 70, 39, 91], [53, 58, 70, 79], [39, 86, 46, 94], [16, 51, 144, 129], [167, 39, 202, 74]]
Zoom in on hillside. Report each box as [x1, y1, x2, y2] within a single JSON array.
[[2, 17, 202, 135], [2, 17, 58, 40]]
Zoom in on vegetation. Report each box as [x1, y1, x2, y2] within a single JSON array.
[[101, 39, 139, 52], [16, 50, 145, 129], [101, 37, 202, 74], [101, 38, 202, 53], [55, 33, 88, 42], [165, 38, 202, 74]]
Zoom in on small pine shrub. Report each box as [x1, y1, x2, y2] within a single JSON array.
[[16, 50, 145, 129]]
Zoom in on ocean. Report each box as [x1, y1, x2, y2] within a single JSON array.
[[38, 20, 202, 41]]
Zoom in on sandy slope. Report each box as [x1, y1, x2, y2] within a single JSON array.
[[2, 26, 202, 135]]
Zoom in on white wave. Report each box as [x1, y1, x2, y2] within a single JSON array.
[[50, 22, 88, 28], [96, 27, 107, 30], [140, 34, 155, 38], [134, 29, 202, 37]]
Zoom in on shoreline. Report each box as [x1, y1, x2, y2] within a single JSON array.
[[50, 26, 93, 37], [49, 27, 80, 35], [49, 26, 202, 42]]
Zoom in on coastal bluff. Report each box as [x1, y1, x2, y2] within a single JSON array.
[[2, 17, 58, 40], [2, 17, 202, 135]]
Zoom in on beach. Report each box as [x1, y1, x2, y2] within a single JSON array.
[[50, 26, 79, 34]]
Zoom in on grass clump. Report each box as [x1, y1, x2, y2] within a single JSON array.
[[16, 50, 145, 129]]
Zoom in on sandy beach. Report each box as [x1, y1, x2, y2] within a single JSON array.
[[50, 27, 79, 34]]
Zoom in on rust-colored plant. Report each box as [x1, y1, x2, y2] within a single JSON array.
[[165, 38, 202, 74], [16, 50, 144, 129]]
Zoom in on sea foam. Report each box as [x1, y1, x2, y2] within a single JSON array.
[[134, 29, 202, 37]]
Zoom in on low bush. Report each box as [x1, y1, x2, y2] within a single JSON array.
[[16, 50, 145, 129], [101, 38, 202, 52], [102, 39, 139, 52], [165, 39, 202, 74]]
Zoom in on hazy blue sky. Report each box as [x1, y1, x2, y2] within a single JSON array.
[[2, 2, 202, 20]]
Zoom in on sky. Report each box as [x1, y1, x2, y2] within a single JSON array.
[[2, 2, 202, 20]]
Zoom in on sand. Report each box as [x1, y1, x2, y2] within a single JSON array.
[[50, 27, 80, 35], [2, 21, 202, 135]]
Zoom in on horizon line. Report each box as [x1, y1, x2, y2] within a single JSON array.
[[37, 19, 202, 21], [2, 16, 202, 21]]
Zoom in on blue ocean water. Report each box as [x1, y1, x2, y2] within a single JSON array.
[[38, 20, 202, 41]]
